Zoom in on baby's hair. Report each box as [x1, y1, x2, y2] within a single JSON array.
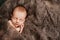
[[9, 5, 27, 20]]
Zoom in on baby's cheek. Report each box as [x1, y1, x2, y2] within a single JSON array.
[[12, 19, 16, 23], [19, 21, 24, 25]]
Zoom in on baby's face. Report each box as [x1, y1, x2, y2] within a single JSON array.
[[11, 10, 26, 27]]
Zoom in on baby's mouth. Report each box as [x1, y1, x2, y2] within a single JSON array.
[[15, 24, 21, 28]]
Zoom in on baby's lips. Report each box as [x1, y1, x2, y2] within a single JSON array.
[[15, 25, 20, 28]]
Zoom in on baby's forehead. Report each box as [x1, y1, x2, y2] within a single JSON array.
[[12, 8, 26, 18], [13, 10, 26, 17]]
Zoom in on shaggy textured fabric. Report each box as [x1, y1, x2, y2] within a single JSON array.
[[0, 0, 60, 40]]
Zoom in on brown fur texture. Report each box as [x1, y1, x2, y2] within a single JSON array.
[[0, 0, 60, 40]]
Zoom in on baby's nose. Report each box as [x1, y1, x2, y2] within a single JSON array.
[[16, 19, 20, 22]]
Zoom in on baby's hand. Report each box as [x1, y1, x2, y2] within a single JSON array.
[[20, 24, 24, 33]]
